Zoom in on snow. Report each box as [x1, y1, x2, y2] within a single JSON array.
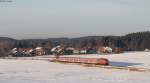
[[61, 52, 150, 69], [0, 52, 150, 83]]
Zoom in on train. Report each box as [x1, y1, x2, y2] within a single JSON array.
[[52, 57, 109, 65], [51, 46, 109, 65]]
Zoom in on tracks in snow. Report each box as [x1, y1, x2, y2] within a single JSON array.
[[2, 57, 150, 72]]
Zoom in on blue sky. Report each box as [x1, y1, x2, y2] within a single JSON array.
[[0, 0, 150, 39]]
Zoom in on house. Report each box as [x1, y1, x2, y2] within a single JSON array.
[[104, 47, 113, 53], [11, 48, 18, 54], [73, 48, 87, 54], [97, 46, 112, 54], [80, 50, 87, 54], [80, 48, 87, 54], [64, 47, 74, 55], [73, 49, 80, 54], [19, 48, 34, 56], [35, 47, 45, 56], [10, 48, 34, 57], [145, 49, 150, 52], [51, 45, 64, 56], [75, 48, 97, 54]]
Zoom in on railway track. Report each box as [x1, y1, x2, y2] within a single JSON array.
[[3, 57, 150, 72], [51, 60, 150, 72]]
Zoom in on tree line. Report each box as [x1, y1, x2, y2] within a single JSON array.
[[0, 31, 150, 57]]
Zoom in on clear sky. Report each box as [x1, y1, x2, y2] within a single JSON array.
[[0, 0, 150, 39]]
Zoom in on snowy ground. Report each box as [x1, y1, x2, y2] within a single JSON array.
[[60, 52, 150, 69], [0, 52, 150, 83]]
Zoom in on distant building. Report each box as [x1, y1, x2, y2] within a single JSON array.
[[104, 47, 113, 53], [64, 47, 74, 55], [80, 49, 87, 54], [73, 49, 80, 54], [35, 47, 45, 56], [11, 48, 18, 54], [97, 46, 112, 54], [10, 48, 34, 57], [145, 49, 150, 52], [72, 48, 87, 54]]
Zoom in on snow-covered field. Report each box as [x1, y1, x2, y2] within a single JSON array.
[[61, 52, 150, 69], [0, 52, 150, 83]]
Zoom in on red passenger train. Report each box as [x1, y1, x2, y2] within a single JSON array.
[[54, 57, 109, 65]]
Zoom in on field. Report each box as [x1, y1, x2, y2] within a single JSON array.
[[0, 52, 150, 83]]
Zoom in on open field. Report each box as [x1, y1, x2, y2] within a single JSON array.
[[0, 52, 150, 83]]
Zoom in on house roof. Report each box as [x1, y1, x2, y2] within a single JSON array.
[[19, 48, 32, 51]]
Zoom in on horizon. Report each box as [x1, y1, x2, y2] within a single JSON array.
[[0, 31, 149, 40], [0, 0, 150, 39]]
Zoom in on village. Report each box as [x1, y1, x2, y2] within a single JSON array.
[[10, 44, 150, 57], [10, 45, 123, 57], [1, 48, 150, 83]]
